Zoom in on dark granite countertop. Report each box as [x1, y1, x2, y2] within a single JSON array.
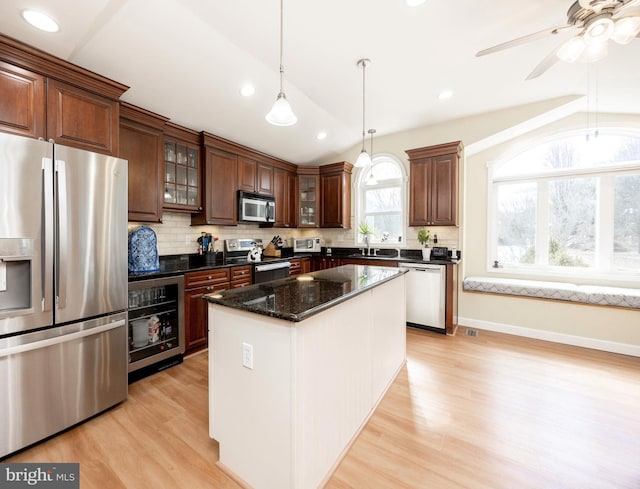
[[203, 264, 407, 322], [128, 248, 459, 282]]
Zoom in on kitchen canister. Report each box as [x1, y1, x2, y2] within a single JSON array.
[[128, 226, 160, 273]]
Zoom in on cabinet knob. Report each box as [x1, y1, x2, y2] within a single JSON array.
[[208, 275, 212, 280], [206, 286, 212, 291]]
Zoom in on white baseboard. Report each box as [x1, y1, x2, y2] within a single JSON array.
[[458, 316, 640, 358]]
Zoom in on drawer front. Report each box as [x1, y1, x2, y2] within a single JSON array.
[[185, 268, 230, 288], [289, 259, 301, 275], [230, 265, 253, 281]]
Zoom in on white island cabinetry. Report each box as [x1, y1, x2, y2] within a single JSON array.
[[206, 265, 406, 489]]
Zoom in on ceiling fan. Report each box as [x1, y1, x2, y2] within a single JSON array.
[[476, 0, 640, 79]]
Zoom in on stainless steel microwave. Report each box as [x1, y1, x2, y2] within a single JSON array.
[[238, 191, 276, 224], [293, 237, 322, 253]]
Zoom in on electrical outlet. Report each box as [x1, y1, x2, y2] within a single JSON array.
[[185, 235, 191, 244], [242, 342, 254, 369]]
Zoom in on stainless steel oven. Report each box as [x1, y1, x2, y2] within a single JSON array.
[[254, 261, 291, 283]]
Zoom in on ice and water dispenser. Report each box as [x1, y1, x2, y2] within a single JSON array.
[[0, 238, 33, 314]]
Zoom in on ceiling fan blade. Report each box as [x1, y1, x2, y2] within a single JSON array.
[[525, 47, 562, 80], [476, 24, 574, 57]]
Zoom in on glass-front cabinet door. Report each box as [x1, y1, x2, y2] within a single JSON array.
[[299, 175, 318, 227], [163, 139, 200, 211]]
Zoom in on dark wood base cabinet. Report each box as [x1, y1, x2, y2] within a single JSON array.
[[183, 265, 252, 355]]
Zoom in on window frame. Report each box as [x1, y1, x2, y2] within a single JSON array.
[[487, 128, 640, 283], [355, 153, 407, 247]]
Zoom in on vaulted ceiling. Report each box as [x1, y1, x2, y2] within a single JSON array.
[[1, 0, 639, 165]]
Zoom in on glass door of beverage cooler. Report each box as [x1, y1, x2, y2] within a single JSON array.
[[127, 275, 185, 372]]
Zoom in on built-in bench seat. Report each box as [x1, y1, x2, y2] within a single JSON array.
[[463, 276, 640, 310]]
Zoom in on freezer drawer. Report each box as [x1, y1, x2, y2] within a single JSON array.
[[0, 313, 127, 458]]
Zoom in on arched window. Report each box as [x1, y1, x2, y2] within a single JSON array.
[[356, 154, 406, 245], [489, 128, 640, 279]]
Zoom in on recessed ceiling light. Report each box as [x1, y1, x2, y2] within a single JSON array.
[[438, 90, 453, 100], [317, 132, 327, 140], [240, 84, 255, 97], [21, 10, 59, 32], [406, 0, 427, 6]]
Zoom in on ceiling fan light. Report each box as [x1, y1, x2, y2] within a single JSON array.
[[583, 16, 614, 45], [612, 16, 640, 45], [265, 92, 297, 126], [557, 36, 586, 62], [580, 41, 609, 62], [355, 149, 372, 168]]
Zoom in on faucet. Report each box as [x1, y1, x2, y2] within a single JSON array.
[[364, 234, 371, 256], [395, 248, 401, 258]]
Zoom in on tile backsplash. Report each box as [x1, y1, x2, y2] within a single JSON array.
[[128, 212, 459, 256]]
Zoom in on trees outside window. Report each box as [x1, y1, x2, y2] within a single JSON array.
[[490, 130, 640, 279]]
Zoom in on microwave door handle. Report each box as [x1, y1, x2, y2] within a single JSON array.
[[266, 201, 274, 221]]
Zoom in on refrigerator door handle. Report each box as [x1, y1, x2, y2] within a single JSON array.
[[42, 158, 54, 312], [55, 159, 68, 310], [0, 319, 125, 358]]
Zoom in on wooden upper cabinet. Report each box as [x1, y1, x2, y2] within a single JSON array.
[[0, 34, 128, 154], [119, 103, 168, 223], [193, 132, 238, 226], [238, 156, 274, 195], [320, 162, 353, 228], [274, 167, 297, 228], [237, 156, 257, 192], [47, 79, 120, 156], [257, 162, 274, 195], [0, 60, 45, 138], [298, 168, 319, 228], [406, 141, 462, 227], [163, 122, 201, 213]]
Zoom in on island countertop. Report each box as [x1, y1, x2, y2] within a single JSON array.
[[203, 264, 406, 322]]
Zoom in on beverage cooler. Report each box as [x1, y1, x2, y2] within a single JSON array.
[[127, 275, 185, 379]]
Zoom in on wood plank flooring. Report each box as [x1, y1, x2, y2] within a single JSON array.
[[6, 327, 640, 489]]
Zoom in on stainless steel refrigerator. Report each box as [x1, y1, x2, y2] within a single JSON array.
[[0, 132, 128, 458]]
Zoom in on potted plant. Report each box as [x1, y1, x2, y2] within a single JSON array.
[[417, 227, 431, 260], [359, 221, 374, 249], [358, 221, 374, 236]]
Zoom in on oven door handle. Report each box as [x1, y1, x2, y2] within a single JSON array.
[[254, 261, 291, 272]]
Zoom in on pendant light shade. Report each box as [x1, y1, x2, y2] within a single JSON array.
[[266, 0, 297, 126], [266, 92, 297, 126], [354, 58, 372, 168]]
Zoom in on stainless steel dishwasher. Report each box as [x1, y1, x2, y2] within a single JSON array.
[[398, 262, 446, 333]]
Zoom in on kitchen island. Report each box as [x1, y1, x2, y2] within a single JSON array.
[[204, 264, 407, 489]]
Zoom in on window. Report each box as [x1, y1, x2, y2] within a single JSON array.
[[356, 155, 406, 245], [489, 129, 640, 280]]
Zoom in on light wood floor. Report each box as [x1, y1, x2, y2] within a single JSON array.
[[6, 327, 640, 489]]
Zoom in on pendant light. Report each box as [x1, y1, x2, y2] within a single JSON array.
[[266, 0, 297, 126], [366, 129, 378, 186], [355, 58, 372, 167]]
